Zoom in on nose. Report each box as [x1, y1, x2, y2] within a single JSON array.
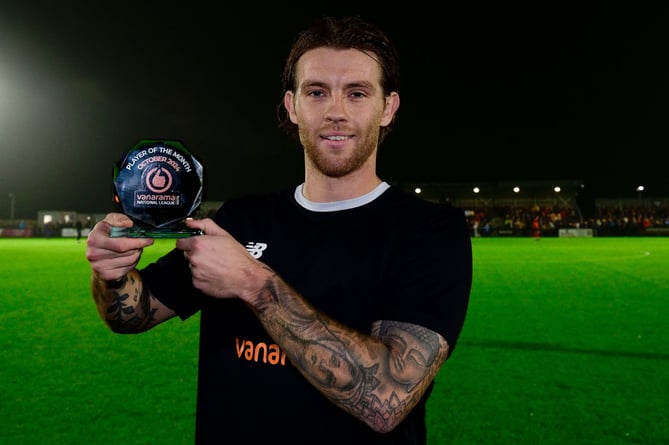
[[324, 94, 347, 123]]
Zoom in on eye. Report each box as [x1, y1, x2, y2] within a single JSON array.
[[328, 354, 341, 368]]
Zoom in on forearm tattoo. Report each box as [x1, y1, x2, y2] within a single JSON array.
[[252, 274, 448, 432], [92, 273, 157, 333]]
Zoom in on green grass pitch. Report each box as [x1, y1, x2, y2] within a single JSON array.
[[1, 237, 667, 444]]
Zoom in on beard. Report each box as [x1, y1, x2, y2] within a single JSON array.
[[300, 125, 380, 178]]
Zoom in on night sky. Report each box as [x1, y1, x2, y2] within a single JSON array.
[[1, 2, 668, 219]]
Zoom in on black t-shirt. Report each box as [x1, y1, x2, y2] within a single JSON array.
[[140, 184, 472, 445]]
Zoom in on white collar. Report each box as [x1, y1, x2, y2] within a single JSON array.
[[294, 182, 390, 212]]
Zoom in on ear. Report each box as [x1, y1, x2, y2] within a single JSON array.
[[284, 91, 298, 124], [380, 92, 400, 127]]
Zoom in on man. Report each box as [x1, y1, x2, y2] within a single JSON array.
[[86, 15, 472, 444], [75, 219, 83, 242]]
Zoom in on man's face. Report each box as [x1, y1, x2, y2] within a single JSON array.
[[284, 47, 399, 179]]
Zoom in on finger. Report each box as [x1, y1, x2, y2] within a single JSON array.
[[185, 217, 226, 236], [88, 225, 153, 258], [105, 212, 134, 228]]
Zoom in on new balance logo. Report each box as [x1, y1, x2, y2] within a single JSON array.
[[245, 242, 268, 259]]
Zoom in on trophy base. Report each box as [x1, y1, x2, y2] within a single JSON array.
[[109, 226, 203, 239]]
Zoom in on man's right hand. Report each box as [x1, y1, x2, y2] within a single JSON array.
[[85, 212, 155, 281]]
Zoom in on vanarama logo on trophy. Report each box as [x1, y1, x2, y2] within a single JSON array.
[[110, 139, 205, 238]]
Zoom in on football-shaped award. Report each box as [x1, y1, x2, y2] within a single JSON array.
[[110, 139, 204, 238]]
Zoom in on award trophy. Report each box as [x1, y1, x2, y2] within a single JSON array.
[[110, 139, 204, 238]]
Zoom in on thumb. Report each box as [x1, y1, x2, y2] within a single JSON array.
[[106, 212, 134, 228], [185, 217, 226, 236]]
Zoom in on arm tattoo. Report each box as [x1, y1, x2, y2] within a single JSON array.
[[252, 274, 449, 432], [92, 273, 156, 333]]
